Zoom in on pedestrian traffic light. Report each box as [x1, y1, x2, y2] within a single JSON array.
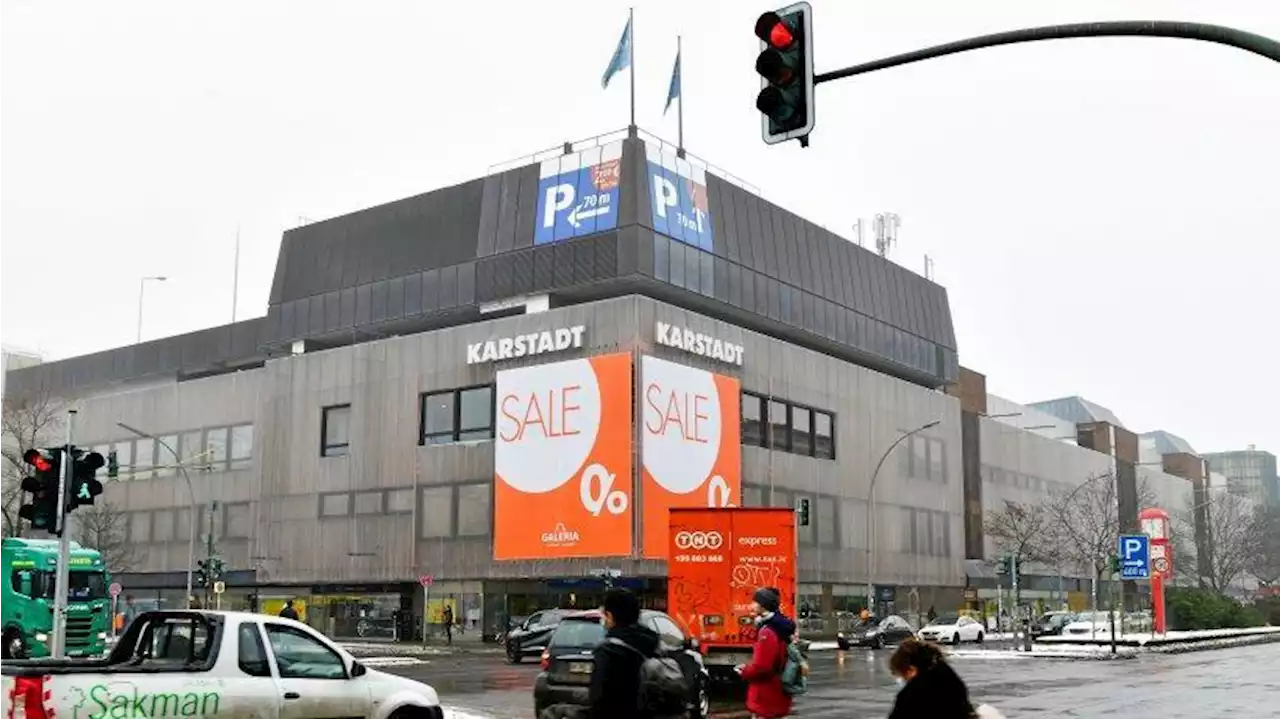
[[995, 555, 1015, 576], [19, 448, 64, 533], [195, 560, 210, 588], [754, 2, 815, 146], [795, 497, 811, 527], [208, 557, 224, 584], [67, 448, 105, 511]]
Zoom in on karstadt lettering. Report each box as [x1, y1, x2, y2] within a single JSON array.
[[467, 326, 586, 364], [655, 322, 744, 365]]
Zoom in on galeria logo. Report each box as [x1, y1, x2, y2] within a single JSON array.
[[541, 522, 581, 547], [738, 536, 779, 547], [675, 531, 724, 550]]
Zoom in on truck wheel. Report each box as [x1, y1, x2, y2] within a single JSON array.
[[3, 629, 27, 660], [389, 706, 441, 718]]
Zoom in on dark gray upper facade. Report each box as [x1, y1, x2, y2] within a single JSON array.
[[6, 135, 957, 399]]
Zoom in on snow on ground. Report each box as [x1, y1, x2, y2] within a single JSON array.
[[1038, 626, 1280, 646], [445, 708, 500, 719], [356, 655, 430, 667]]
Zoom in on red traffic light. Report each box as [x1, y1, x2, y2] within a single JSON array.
[[755, 12, 795, 50], [23, 449, 53, 472]]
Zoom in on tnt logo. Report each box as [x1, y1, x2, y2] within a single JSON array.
[[645, 143, 714, 251]]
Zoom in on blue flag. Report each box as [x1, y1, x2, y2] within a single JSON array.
[[602, 17, 632, 89], [665, 48, 681, 114]]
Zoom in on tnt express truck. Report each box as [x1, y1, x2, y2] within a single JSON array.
[[2, 537, 112, 659], [667, 507, 797, 682]]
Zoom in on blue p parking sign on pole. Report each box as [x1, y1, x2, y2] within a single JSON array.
[[1118, 534, 1151, 580]]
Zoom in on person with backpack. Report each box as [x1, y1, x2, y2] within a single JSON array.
[[887, 637, 1005, 719], [737, 587, 800, 719], [587, 587, 684, 719]]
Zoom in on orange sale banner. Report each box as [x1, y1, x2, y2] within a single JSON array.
[[640, 355, 742, 558], [493, 353, 633, 560]]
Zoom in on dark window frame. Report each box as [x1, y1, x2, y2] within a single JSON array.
[[321, 404, 352, 457], [741, 391, 837, 461], [419, 385, 495, 446], [741, 391, 767, 448]]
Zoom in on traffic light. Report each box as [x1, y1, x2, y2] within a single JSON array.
[[995, 555, 1015, 577], [107, 450, 120, 479], [208, 557, 224, 584], [754, 2, 815, 146], [1108, 554, 1121, 575], [67, 448, 105, 511], [195, 560, 210, 588], [795, 497, 811, 527], [19, 448, 63, 533]]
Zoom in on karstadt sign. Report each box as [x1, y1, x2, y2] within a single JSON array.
[[654, 322, 744, 366], [466, 326, 586, 364]]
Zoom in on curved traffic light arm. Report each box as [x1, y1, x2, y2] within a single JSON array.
[[815, 21, 1280, 85]]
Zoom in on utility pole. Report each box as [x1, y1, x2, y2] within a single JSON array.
[[50, 410, 77, 658], [205, 500, 218, 607]]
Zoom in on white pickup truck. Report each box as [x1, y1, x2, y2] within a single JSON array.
[[1, 610, 443, 719]]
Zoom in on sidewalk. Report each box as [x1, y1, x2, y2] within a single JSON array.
[[339, 630, 504, 657]]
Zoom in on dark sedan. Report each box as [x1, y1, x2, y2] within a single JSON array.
[[837, 615, 915, 649], [506, 609, 572, 663], [1030, 611, 1074, 639], [533, 609, 709, 719]]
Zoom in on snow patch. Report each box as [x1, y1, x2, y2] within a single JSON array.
[[357, 656, 429, 667], [445, 708, 500, 719]]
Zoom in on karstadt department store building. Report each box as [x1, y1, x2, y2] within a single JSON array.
[[8, 131, 994, 637]]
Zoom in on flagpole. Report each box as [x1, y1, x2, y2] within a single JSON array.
[[677, 35, 684, 156], [629, 7, 636, 132]]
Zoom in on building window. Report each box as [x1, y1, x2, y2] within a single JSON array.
[[321, 405, 351, 457], [134, 437, 155, 480], [224, 503, 253, 538], [152, 510, 174, 542], [179, 430, 203, 464], [791, 407, 812, 456], [768, 400, 790, 451], [354, 491, 384, 515], [230, 424, 254, 470], [457, 483, 492, 536], [741, 391, 836, 461], [205, 427, 230, 469], [112, 440, 134, 480], [742, 392, 765, 447], [386, 488, 414, 514], [320, 493, 350, 517], [814, 411, 835, 459], [420, 486, 454, 538], [155, 434, 179, 477], [130, 512, 150, 543], [420, 386, 494, 445]]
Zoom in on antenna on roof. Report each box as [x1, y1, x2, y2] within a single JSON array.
[[874, 212, 900, 259], [851, 218, 865, 247], [924, 254, 935, 280]]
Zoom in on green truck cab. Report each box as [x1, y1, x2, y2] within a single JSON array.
[[2, 537, 111, 659]]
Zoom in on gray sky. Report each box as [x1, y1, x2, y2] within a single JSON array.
[[3, 0, 1277, 453]]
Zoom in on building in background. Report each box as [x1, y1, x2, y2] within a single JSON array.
[[1204, 446, 1279, 508], [1, 346, 43, 400]]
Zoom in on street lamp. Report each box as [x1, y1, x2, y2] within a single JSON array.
[[136, 276, 168, 344], [865, 419, 941, 615], [118, 422, 197, 608]]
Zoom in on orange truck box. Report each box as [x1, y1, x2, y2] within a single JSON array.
[[667, 507, 796, 678]]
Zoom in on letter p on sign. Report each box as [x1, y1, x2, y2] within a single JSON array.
[[1123, 537, 1144, 559], [653, 175, 677, 219], [543, 184, 575, 228]]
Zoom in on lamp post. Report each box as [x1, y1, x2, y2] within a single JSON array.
[[118, 422, 196, 607], [136, 276, 168, 343], [865, 419, 940, 615]]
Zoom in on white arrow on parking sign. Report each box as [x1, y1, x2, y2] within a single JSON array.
[[568, 203, 610, 229]]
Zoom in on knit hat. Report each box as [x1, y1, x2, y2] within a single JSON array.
[[753, 587, 781, 613]]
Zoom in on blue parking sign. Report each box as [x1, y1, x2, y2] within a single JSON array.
[[1118, 534, 1150, 580], [534, 142, 622, 246], [645, 143, 714, 251]]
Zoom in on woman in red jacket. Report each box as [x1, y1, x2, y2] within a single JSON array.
[[736, 587, 796, 719]]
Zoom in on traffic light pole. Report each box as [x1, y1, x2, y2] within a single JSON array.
[[812, 22, 1279, 88], [50, 410, 77, 659]]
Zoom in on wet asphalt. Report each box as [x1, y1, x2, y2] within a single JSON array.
[[381, 641, 1280, 718]]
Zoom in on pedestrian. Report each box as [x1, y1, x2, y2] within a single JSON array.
[[586, 587, 661, 719], [886, 637, 978, 719], [736, 587, 796, 719], [927, 606, 937, 623], [279, 599, 299, 621], [442, 603, 454, 645]]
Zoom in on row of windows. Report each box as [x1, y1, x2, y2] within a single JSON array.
[[86, 424, 254, 479], [322, 386, 500, 457], [902, 434, 948, 484], [316, 484, 493, 539], [122, 502, 253, 544], [741, 391, 836, 460], [981, 465, 1073, 496]]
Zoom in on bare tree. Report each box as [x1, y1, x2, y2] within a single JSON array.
[[1172, 491, 1265, 592], [1043, 471, 1154, 610], [1248, 506, 1280, 588], [73, 500, 143, 573], [985, 499, 1050, 564], [2, 393, 65, 537]]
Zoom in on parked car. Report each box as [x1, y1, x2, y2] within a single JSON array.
[[533, 609, 709, 719], [837, 614, 915, 649], [1062, 611, 1119, 638], [506, 609, 572, 663], [1030, 611, 1074, 639], [917, 613, 985, 644]]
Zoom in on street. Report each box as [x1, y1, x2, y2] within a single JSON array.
[[380, 643, 1280, 718]]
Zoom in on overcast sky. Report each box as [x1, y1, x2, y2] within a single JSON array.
[[3, 0, 1277, 453]]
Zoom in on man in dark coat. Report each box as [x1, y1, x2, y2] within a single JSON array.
[[587, 588, 661, 719], [279, 599, 299, 620]]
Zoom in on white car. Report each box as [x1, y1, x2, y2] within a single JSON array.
[[1, 610, 442, 719], [917, 614, 985, 644], [1061, 611, 1118, 638]]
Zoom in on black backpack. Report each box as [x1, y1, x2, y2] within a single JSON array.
[[606, 638, 690, 717]]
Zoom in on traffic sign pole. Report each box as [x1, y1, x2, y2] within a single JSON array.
[[50, 410, 77, 659], [419, 575, 433, 646], [109, 582, 122, 638]]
